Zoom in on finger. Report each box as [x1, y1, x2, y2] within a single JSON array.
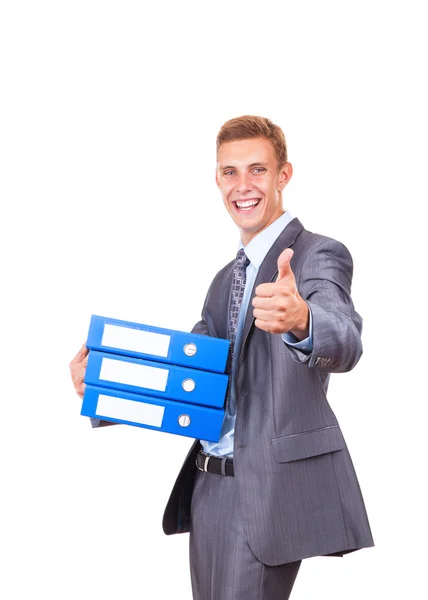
[[252, 295, 277, 310], [70, 342, 89, 365], [71, 361, 87, 384], [255, 282, 276, 298], [76, 382, 85, 399], [254, 318, 272, 332], [276, 248, 294, 281], [253, 308, 271, 322]]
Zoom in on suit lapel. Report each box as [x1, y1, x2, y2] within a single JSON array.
[[212, 261, 235, 340], [237, 217, 305, 367]]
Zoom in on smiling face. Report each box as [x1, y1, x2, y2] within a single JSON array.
[[216, 137, 293, 245]]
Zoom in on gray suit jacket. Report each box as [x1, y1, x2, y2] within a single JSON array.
[[162, 217, 374, 565]]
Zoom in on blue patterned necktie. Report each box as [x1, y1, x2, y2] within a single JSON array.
[[226, 248, 250, 384]]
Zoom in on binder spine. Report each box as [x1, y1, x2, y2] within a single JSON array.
[[84, 351, 229, 409], [86, 315, 230, 373], [82, 385, 225, 442]]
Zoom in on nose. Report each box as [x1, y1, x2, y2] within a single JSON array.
[[235, 172, 253, 194]]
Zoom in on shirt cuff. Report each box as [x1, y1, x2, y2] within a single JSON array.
[[281, 303, 313, 353]]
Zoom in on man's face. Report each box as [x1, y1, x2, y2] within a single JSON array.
[[216, 137, 293, 245]]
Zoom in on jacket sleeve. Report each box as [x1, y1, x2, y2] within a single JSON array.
[[191, 272, 220, 338], [284, 237, 363, 373], [191, 318, 209, 336], [90, 417, 117, 428]]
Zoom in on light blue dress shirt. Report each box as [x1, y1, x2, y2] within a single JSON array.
[[200, 211, 313, 457]]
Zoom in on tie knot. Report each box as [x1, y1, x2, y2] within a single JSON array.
[[236, 248, 250, 269]]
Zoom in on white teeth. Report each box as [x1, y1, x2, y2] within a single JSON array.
[[236, 199, 260, 209]]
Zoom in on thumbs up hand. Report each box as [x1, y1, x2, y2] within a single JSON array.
[[252, 248, 310, 338]]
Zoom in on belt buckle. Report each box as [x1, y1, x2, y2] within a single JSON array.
[[196, 451, 210, 472], [203, 455, 210, 472]]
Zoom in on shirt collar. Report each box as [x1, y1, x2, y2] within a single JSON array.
[[238, 210, 294, 270]]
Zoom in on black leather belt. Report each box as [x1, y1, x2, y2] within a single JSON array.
[[196, 450, 234, 477]]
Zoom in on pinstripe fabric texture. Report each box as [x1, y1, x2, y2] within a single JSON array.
[[189, 469, 301, 599], [163, 217, 374, 568]]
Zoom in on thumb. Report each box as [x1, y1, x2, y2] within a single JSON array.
[[276, 248, 294, 281]]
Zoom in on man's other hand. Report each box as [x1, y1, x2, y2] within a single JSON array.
[[69, 342, 89, 399]]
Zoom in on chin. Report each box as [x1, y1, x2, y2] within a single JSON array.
[[239, 214, 265, 228]]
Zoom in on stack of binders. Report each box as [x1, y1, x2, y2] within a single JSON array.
[[81, 315, 230, 442]]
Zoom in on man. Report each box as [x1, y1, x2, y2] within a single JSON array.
[[70, 116, 374, 599]]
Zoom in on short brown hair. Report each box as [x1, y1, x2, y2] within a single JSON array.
[[216, 115, 288, 167]]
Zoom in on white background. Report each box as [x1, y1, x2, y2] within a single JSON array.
[[1, 1, 427, 598]]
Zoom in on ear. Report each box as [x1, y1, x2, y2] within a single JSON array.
[[278, 162, 293, 192], [215, 169, 220, 188]]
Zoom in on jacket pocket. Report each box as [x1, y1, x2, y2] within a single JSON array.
[[271, 425, 345, 463]]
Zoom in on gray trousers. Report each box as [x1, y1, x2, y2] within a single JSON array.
[[189, 467, 301, 600]]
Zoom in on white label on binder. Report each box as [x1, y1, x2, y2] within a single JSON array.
[[102, 324, 171, 358], [100, 357, 169, 391], [97, 394, 165, 427]]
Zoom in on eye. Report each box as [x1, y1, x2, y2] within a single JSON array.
[[253, 167, 266, 174], [224, 170, 236, 176]]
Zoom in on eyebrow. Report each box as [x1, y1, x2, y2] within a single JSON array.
[[219, 162, 269, 170]]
